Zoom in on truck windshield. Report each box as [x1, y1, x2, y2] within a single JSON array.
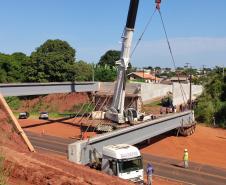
[[118, 157, 143, 173]]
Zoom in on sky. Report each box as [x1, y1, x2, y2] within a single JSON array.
[[0, 0, 226, 68]]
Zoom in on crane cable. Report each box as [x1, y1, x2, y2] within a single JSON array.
[[130, 0, 187, 105], [130, 8, 157, 57], [157, 8, 187, 105]]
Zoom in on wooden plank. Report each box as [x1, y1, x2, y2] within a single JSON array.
[[0, 94, 35, 152]]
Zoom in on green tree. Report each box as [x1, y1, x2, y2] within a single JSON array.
[[94, 65, 117, 82], [25, 39, 76, 82], [98, 49, 133, 75], [0, 52, 28, 82], [74, 60, 92, 81], [195, 67, 226, 127], [98, 50, 120, 68]]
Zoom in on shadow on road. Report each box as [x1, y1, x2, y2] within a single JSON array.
[[21, 117, 81, 129]]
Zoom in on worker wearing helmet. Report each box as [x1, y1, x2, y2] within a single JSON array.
[[183, 149, 189, 168]]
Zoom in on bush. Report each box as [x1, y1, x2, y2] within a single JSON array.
[[161, 96, 173, 107], [194, 70, 226, 128], [5, 96, 21, 110], [195, 100, 214, 124], [0, 154, 7, 185], [215, 103, 226, 127]]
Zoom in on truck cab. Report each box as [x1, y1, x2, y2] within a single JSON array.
[[101, 144, 143, 183]]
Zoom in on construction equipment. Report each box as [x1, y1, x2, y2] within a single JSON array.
[[101, 144, 143, 183], [68, 1, 196, 183], [105, 0, 141, 124]]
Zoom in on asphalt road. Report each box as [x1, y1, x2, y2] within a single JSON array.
[[25, 131, 226, 185], [143, 154, 226, 185]]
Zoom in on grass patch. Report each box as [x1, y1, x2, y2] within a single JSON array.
[[69, 103, 94, 114], [0, 153, 8, 185], [14, 111, 69, 119], [145, 100, 162, 107], [13, 102, 95, 119], [5, 97, 21, 110]]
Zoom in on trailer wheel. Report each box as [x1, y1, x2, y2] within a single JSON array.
[[179, 124, 196, 136]]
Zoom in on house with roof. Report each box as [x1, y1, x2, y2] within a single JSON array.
[[128, 71, 161, 83], [160, 76, 189, 84]]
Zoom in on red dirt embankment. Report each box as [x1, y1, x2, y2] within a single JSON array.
[[1, 102, 134, 185], [18, 92, 90, 112]]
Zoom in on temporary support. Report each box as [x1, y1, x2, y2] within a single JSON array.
[[68, 111, 194, 165], [0, 94, 35, 152]]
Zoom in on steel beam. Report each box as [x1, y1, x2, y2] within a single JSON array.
[[0, 82, 99, 97], [68, 111, 194, 164]]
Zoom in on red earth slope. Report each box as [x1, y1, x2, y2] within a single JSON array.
[[1, 101, 134, 185]]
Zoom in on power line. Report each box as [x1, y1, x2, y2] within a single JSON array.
[[157, 8, 187, 105]]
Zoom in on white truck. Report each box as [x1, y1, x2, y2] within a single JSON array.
[[101, 144, 144, 183]]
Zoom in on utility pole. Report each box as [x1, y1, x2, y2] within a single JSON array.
[[143, 67, 145, 82], [202, 65, 206, 75], [185, 62, 190, 68], [186, 62, 192, 110], [189, 66, 192, 110], [223, 65, 225, 77], [92, 63, 95, 82]]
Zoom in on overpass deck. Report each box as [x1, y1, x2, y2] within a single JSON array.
[[0, 82, 99, 96]]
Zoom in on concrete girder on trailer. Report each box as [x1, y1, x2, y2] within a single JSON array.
[[68, 111, 194, 165], [0, 82, 99, 97]]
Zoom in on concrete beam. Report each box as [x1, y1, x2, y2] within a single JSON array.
[[0, 82, 99, 97], [68, 111, 194, 164]]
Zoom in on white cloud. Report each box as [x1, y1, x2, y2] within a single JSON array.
[[131, 37, 226, 67], [75, 37, 226, 68]]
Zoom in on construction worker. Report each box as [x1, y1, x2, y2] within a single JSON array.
[[146, 163, 154, 185], [183, 149, 189, 168]]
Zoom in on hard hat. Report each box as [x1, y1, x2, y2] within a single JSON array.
[[184, 149, 188, 152]]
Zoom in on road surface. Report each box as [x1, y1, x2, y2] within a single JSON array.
[[26, 131, 226, 185]]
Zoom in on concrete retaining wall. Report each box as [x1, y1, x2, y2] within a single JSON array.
[[99, 82, 141, 94], [98, 82, 203, 105], [140, 83, 172, 103], [172, 83, 203, 106]]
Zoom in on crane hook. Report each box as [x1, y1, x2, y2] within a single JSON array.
[[155, 0, 161, 10]]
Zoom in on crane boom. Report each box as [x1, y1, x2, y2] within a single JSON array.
[[105, 0, 139, 123]]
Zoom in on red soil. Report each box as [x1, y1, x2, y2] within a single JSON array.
[[18, 117, 226, 184], [1, 103, 134, 185], [3, 92, 226, 184], [19, 92, 90, 112], [19, 118, 226, 170], [2, 100, 176, 185], [141, 125, 226, 169], [19, 118, 97, 139]]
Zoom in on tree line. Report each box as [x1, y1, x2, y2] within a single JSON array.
[[0, 39, 121, 83], [195, 67, 226, 128]]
